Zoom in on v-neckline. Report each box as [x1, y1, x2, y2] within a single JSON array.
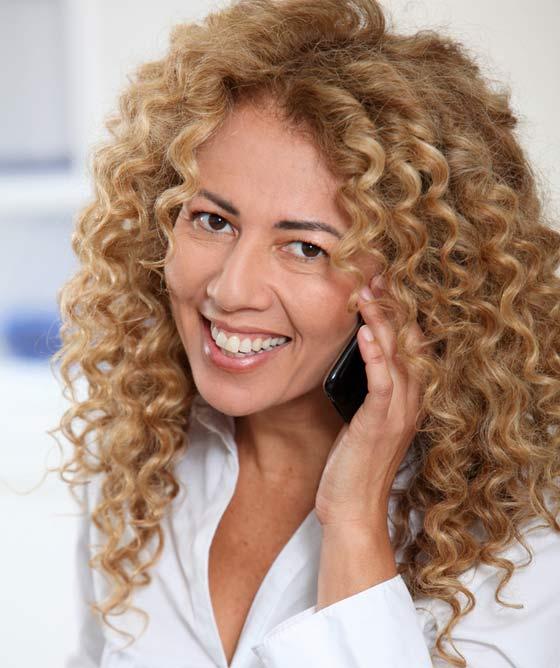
[[181, 395, 324, 666], [204, 440, 321, 668]]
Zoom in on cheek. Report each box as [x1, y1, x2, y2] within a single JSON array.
[[285, 290, 357, 389], [289, 280, 358, 347], [164, 240, 211, 301]]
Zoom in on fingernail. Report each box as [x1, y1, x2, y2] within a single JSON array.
[[362, 325, 374, 342], [359, 285, 374, 301]]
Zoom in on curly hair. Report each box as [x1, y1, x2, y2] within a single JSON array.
[[49, 0, 560, 665]]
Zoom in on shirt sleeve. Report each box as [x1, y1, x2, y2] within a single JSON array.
[[64, 480, 106, 668], [251, 574, 435, 667], [251, 518, 560, 668]]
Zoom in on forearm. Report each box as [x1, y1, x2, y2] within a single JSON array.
[[316, 516, 397, 611]]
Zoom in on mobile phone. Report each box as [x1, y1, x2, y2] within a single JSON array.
[[323, 314, 367, 423]]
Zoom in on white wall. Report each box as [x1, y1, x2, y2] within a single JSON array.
[[0, 0, 70, 164]]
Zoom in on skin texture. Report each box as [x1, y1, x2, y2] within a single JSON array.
[[164, 100, 376, 493]]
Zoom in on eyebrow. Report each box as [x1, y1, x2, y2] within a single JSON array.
[[198, 188, 343, 239]]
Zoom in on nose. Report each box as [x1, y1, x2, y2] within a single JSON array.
[[206, 235, 272, 312]]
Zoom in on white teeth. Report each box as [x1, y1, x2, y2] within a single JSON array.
[[239, 337, 253, 353], [209, 321, 288, 354], [215, 330, 228, 348], [224, 335, 241, 353]]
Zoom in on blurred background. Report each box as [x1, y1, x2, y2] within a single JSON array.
[[0, 0, 558, 666]]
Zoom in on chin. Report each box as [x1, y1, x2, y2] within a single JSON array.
[[194, 382, 270, 417]]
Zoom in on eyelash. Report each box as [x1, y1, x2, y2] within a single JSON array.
[[187, 210, 330, 263]]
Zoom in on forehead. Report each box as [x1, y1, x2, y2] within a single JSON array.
[[194, 102, 350, 229]]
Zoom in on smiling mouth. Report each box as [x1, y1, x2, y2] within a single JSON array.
[[200, 314, 292, 358]]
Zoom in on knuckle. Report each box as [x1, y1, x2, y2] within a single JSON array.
[[372, 383, 393, 399]]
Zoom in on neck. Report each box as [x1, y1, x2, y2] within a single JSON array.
[[234, 386, 344, 491]]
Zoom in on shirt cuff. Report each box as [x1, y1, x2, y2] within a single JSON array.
[[251, 574, 433, 668]]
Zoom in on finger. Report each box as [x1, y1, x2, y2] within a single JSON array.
[[359, 281, 425, 432], [360, 276, 433, 433], [358, 283, 398, 361], [358, 286, 409, 407], [356, 324, 393, 423]]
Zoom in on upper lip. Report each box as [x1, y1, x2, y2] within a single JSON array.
[[201, 314, 291, 339]]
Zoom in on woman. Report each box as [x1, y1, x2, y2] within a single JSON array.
[[53, 0, 560, 666]]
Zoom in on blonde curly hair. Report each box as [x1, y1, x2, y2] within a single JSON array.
[[49, 0, 560, 665]]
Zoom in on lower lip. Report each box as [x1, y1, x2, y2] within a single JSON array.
[[200, 315, 291, 372]]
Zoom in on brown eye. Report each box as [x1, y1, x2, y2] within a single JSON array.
[[190, 211, 232, 233], [285, 240, 329, 262]]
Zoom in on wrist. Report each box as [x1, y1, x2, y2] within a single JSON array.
[[321, 519, 395, 573], [319, 507, 391, 538], [317, 519, 397, 610]]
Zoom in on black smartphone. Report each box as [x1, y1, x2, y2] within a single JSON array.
[[323, 314, 367, 423]]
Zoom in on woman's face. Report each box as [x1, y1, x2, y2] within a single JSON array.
[[164, 102, 373, 417]]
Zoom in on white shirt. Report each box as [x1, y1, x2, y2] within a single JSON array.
[[66, 393, 560, 668]]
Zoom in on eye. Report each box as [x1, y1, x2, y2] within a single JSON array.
[[284, 240, 329, 262], [189, 210, 233, 234]]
